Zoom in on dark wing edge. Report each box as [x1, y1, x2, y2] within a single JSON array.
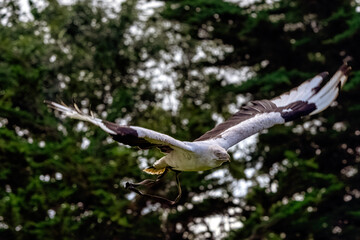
[[195, 100, 281, 142], [44, 100, 192, 153], [195, 63, 351, 146], [273, 62, 350, 116]]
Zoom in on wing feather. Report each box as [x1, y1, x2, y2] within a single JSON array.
[[45, 100, 193, 153], [195, 63, 350, 149]]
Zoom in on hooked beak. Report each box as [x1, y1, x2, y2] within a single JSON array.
[[218, 152, 231, 162]]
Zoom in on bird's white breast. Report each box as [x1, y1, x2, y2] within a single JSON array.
[[163, 142, 223, 171]]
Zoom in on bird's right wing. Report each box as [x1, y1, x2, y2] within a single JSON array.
[[195, 63, 351, 150], [45, 101, 193, 153]]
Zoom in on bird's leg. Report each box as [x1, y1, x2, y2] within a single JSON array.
[[171, 170, 182, 204], [125, 169, 182, 205], [125, 168, 169, 188]]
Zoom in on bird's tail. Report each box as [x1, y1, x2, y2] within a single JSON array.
[[44, 100, 116, 135]]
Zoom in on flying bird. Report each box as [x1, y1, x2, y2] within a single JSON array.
[[45, 62, 351, 205]]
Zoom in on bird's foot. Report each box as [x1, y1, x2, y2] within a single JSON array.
[[124, 169, 182, 205]]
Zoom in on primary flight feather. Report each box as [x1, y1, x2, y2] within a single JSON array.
[[45, 62, 350, 204]]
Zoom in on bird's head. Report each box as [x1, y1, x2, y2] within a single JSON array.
[[210, 145, 230, 163]]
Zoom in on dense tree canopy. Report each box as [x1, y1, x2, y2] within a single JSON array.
[[1, 0, 360, 239]]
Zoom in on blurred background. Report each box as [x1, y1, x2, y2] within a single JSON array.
[[1, 0, 360, 239]]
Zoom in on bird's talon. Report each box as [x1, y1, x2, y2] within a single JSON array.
[[125, 182, 132, 189]]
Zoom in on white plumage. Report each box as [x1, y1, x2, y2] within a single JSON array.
[[45, 62, 351, 204], [45, 63, 350, 173]]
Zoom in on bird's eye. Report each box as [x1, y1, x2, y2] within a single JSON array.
[[214, 150, 222, 157]]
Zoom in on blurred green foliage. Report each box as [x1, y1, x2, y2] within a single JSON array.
[[0, 0, 360, 239]]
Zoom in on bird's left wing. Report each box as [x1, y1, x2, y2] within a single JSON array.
[[195, 63, 351, 150], [45, 101, 193, 153]]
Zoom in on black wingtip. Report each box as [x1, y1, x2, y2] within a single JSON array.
[[339, 63, 352, 76], [44, 100, 59, 111], [339, 56, 352, 76], [318, 71, 329, 79], [44, 100, 55, 107], [343, 56, 353, 64]]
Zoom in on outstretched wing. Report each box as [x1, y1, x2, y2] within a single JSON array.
[[45, 101, 193, 153], [195, 63, 351, 149]]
